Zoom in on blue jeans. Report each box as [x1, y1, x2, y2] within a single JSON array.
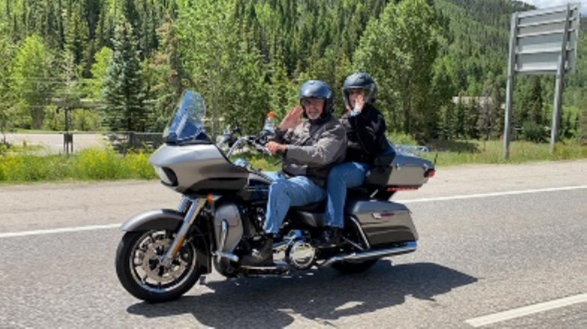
[[263, 172, 326, 234], [324, 162, 372, 228]]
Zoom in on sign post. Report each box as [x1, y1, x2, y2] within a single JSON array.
[[503, 3, 581, 159]]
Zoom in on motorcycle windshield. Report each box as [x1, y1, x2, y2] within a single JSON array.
[[163, 90, 210, 144]]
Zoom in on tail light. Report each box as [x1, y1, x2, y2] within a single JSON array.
[[425, 169, 436, 178]]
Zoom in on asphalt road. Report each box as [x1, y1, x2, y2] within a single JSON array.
[[0, 160, 586, 328]]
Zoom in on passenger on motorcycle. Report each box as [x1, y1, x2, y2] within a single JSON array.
[[320, 72, 389, 247], [241, 80, 347, 266]]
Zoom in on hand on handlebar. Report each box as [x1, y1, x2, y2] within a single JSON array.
[[265, 141, 286, 156]]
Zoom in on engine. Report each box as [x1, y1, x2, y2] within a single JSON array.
[[274, 231, 316, 270], [286, 239, 316, 270], [213, 203, 244, 253]]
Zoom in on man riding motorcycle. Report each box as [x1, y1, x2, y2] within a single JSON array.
[[242, 80, 347, 266]]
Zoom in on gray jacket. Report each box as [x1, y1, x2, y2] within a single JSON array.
[[274, 114, 347, 187]]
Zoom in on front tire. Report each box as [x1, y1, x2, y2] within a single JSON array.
[[332, 259, 378, 274], [115, 230, 203, 303]]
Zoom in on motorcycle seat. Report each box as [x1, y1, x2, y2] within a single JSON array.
[[289, 202, 326, 228], [291, 201, 325, 213]]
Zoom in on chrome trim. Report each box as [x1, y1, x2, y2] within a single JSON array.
[[372, 212, 395, 219], [177, 197, 191, 213], [241, 261, 289, 271], [215, 251, 239, 262], [219, 220, 229, 251], [226, 137, 245, 158], [321, 241, 417, 267], [350, 217, 371, 249], [213, 220, 240, 262], [161, 198, 206, 267]]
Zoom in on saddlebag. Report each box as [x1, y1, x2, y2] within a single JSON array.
[[345, 199, 418, 246]]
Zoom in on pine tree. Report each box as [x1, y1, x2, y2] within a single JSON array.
[[455, 97, 466, 138], [528, 76, 544, 126], [96, 1, 114, 49], [148, 22, 191, 131], [466, 101, 480, 139], [102, 18, 147, 132], [0, 36, 17, 136], [65, 4, 89, 66]]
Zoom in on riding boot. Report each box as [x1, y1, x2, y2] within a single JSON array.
[[241, 235, 274, 266], [317, 227, 342, 248]]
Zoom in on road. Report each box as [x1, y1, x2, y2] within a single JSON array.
[[0, 160, 586, 328]]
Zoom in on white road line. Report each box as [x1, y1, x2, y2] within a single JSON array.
[[465, 293, 587, 327], [0, 224, 120, 238], [398, 185, 587, 204], [1, 184, 586, 239]]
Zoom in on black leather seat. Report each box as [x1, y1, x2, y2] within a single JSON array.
[[291, 201, 325, 213], [289, 201, 326, 228]]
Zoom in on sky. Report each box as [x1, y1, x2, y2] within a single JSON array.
[[518, 0, 587, 15]]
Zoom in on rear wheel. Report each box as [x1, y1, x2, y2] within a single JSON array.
[[115, 230, 203, 303], [332, 259, 378, 274]]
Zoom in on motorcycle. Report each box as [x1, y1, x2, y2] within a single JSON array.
[[115, 90, 435, 303]]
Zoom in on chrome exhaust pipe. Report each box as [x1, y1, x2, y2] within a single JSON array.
[[322, 241, 417, 267]]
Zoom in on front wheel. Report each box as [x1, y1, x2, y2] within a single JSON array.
[[332, 259, 379, 274], [115, 230, 203, 303]]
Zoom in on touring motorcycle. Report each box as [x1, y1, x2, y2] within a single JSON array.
[[115, 90, 435, 303]]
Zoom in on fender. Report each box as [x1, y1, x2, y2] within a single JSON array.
[[120, 209, 185, 232]]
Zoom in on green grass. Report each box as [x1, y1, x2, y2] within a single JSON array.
[[9, 129, 107, 134], [0, 140, 585, 184], [419, 140, 587, 167], [12, 129, 63, 134], [0, 146, 156, 183]]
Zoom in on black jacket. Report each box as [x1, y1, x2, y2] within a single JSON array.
[[340, 104, 387, 164]]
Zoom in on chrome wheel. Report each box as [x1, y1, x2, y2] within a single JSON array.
[[128, 230, 197, 294]]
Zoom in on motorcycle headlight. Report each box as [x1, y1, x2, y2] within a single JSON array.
[[153, 166, 178, 186]]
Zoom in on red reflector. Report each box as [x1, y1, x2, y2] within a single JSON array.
[[387, 187, 418, 192], [425, 169, 436, 178]]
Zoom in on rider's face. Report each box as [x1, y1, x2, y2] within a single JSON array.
[[301, 98, 325, 120], [348, 89, 365, 108]]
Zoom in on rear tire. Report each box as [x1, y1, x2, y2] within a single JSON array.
[[332, 259, 378, 274], [115, 230, 203, 303]]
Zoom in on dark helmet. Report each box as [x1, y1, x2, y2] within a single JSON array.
[[299, 80, 334, 115], [342, 72, 377, 109]]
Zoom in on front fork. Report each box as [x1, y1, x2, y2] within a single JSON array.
[[160, 197, 207, 267]]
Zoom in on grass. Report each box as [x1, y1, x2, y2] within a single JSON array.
[[12, 129, 63, 134], [0, 139, 585, 184], [0, 146, 156, 183], [419, 139, 587, 167]]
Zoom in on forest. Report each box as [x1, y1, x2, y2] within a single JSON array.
[[0, 0, 585, 144]]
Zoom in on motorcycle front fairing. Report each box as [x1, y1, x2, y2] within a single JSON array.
[[150, 91, 250, 195]]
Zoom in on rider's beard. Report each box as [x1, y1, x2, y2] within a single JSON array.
[[306, 108, 321, 120]]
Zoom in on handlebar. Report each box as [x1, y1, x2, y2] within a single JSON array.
[[217, 124, 282, 158]]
